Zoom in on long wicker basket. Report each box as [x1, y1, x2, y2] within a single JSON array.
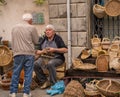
[[105, 0, 120, 16], [96, 79, 120, 97]]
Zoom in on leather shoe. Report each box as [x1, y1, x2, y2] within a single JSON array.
[[40, 81, 51, 89]]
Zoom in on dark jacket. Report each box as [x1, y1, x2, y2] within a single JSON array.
[[38, 34, 67, 61]]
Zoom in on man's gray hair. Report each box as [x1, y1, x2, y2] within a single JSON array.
[[46, 24, 55, 31], [22, 13, 33, 21]]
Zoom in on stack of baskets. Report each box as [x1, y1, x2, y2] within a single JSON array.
[[96, 79, 120, 97]]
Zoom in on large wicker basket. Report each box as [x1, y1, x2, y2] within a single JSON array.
[[0, 45, 13, 66], [105, 0, 120, 16], [96, 79, 120, 97]]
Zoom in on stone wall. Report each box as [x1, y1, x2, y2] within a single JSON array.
[[48, 0, 90, 64]]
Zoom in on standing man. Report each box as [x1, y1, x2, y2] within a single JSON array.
[[34, 24, 68, 89], [9, 13, 39, 97]]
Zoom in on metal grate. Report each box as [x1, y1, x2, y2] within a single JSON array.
[[91, 0, 120, 40]]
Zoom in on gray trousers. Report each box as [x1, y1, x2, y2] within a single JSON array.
[[34, 57, 64, 84]]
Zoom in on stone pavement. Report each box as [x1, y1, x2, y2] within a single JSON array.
[[0, 88, 63, 97]]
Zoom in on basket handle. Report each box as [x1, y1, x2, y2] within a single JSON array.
[[102, 38, 110, 42], [106, 80, 112, 91], [93, 34, 99, 38], [112, 36, 120, 42]]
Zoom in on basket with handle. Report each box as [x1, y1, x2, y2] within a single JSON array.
[[112, 36, 120, 45], [93, 4, 106, 18], [105, 0, 120, 17], [96, 79, 120, 97], [91, 34, 101, 49], [101, 38, 111, 50]]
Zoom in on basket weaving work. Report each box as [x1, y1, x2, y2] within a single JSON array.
[[0, 45, 13, 66], [93, 4, 106, 18], [96, 79, 120, 97], [63, 80, 85, 97], [96, 54, 109, 72], [105, 0, 120, 16]]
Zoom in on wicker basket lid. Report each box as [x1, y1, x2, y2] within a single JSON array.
[[0, 45, 13, 66], [105, 0, 120, 16]]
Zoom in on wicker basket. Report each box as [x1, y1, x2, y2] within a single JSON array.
[[101, 38, 111, 50], [109, 57, 120, 71], [0, 78, 11, 90], [96, 79, 120, 97], [105, 0, 120, 16], [63, 80, 85, 97], [112, 36, 120, 44], [91, 34, 101, 49], [96, 54, 109, 72], [0, 45, 13, 66], [93, 4, 106, 18]]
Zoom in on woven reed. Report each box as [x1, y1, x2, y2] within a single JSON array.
[[72, 58, 83, 69], [91, 34, 101, 48], [0, 78, 11, 90], [109, 57, 120, 71], [96, 54, 109, 72], [96, 79, 120, 97], [93, 4, 106, 18], [101, 38, 111, 50], [105, 0, 120, 16], [0, 45, 13, 66], [63, 80, 85, 97]]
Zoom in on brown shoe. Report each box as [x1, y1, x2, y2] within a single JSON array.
[[40, 81, 51, 89]]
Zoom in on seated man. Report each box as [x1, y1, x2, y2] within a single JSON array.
[[34, 24, 68, 89]]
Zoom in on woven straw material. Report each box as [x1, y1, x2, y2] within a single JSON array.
[[63, 80, 85, 97], [112, 36, 120, 44], [72, 58, 83, 69], [105, 0, 120, 16], [101, 38, 111, 50], [96, 79, 120, 97], [93, 4, 106, 18], [109, 57, 120, 71], [96, 54, 109, 72], [0, 45, 13, 66], [81, 49, 91, 59]]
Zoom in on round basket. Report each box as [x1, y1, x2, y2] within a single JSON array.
[[96, 79, 120, 97], [0, 45, 13, 66], [96, 54, 109, 72], [105, 0, 120, 16], [93, 4, 106, 18]]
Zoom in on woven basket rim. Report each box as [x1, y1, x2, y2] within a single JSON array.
[[105, 0, 120, 16]]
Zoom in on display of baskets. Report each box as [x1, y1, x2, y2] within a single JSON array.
[[96, 79, 120, 97], [105, 0, 120, 16], [96, 54, 109, 72], [0, 45, 13, 66], [93, 4, 106, 18]]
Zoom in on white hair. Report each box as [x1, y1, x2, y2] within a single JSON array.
[[22, 13, 33, 21], [46, 24, 55, 31]]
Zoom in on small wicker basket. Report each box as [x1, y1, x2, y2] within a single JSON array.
[[93, 4, 106, 18], [105, 0, 120, 16], [96, 79, 120, 97], [101, 38, 111, 50]]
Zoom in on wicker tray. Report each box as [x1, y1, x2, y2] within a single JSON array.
[[0, 45, 13, 66], [105, 0, 120, 16], [96, 79, 120, 97]]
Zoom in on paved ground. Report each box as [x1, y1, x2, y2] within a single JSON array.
[[0, 87, 63, 97]]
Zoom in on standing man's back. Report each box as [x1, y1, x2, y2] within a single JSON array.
[[9, 13, 39, 97]]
